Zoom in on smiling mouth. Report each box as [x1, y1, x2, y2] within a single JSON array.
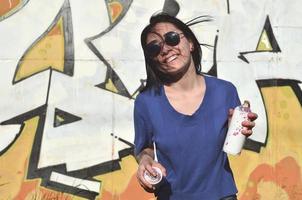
[[166, 55, 178, 63]]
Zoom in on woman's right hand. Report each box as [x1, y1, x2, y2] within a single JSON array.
[[136, 150, 166, 192]]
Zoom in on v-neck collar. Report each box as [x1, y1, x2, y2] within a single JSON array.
[[161, 74, 209, 118]]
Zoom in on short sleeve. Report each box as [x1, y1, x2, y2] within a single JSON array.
[[133, 95, 153, 156], [229, 83, 241, 108]]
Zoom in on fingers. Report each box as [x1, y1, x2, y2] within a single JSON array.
[[242, 120, 255, 129], [145, 164, 156, 176], [152, 162, 167, 177], [247, 112, 258, 121], [228, 109, 234, 125], [241, 111, 257, 137], [138, 177, 155, 192], [137, 164, 154, 191], [241, 128, 253, 137], [228, 108, 234, 118], [241, 120, 255, 137], [136, 160, 167, 192]]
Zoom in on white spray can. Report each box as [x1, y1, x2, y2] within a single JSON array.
[[223, 101, 251, 155], [143, 142, 163, 186], [143, 166, 163, 185]]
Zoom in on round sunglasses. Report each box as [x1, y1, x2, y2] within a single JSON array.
[[145, 31, 183, 58]]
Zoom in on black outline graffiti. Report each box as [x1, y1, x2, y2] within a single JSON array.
[[1, 32, 134, 198], [226, 0, 230, 14], [206, 30, 218, 77], [185, 16, 217, 76], [0, 122, 25, 156], [53, 108, 82, 128], [238, 15, 281, 63], [1, 105, 98, 199], [1, 72, 133, 198], [162, 0, 180, 17], [111, 133, 134, 148], [185, 15, 213, 26], [86, 0, 134, 99], [257, 79, 302, 106], [95, 67, 132, 99], [131, 79, 147, 98], [104, 0, 132, 25], [257, 16, 281, 52], [1, 101, 134, 199], [12, 0, 74, 84], [0, 0, 124, 198]]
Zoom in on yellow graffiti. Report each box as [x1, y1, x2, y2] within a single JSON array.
[[14, 17, 65, 82], [229, 85, 302, 199], [105, 78, 119, 94], [257, 30, 273, 51], [56, 115, 65, 123], [95, 156, 137, 195], [0, 115, 153, 199], [0, 117, 39, 199], [0, 116, 88, 199]]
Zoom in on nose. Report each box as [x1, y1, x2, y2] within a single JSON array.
[[161, 43, 172, 55]]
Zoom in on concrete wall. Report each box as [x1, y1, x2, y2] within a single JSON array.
[[0, 0, 301, 199]]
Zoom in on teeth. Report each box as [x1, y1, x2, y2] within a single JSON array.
[[166, 55, 177, 63]]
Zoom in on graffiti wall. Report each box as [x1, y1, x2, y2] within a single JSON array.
[[0, 0, 301, 199]]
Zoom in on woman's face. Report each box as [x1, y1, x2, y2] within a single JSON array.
[[146, 22, 194, 76]]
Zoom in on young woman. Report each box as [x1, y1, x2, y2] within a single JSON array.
[[134, 14, 257, 200]]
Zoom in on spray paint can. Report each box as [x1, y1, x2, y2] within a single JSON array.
[[143, 142, 163, 186], [143, 166, 163, 185], [223, 100, 251, 155]]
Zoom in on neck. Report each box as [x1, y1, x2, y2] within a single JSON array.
[[164, 63, 202, 91]]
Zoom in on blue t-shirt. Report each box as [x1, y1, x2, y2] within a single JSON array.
[[134, 75, 241, 200]]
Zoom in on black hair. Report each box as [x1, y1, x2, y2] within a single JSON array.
[[140, 13, 202, 93]]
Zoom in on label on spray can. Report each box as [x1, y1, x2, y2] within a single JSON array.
[[223, 100, 251, 155], [143, 166, 163, 185]]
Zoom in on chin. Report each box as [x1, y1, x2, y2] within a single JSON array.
[[161, 68, 178, 74], [165, 69, 185, 77]]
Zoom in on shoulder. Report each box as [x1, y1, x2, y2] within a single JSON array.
[[136, 87, 156, 101], [204, 75, 240, 107], [135, 86, 161, 109], [204, 75, 237, 93]]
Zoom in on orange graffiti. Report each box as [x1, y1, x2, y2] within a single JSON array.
[[108, 1, 123, 23], [48, 22, 63, 36], [0, 0, 20, 17], [14, 180, 39, 200], [100, 173, 155, 200], [241, 156, 302, 200], [14, 176, 73, 200]]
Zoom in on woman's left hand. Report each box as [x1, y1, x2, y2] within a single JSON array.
[[228, 109, 258, 137], [241, 112, 257, 137]]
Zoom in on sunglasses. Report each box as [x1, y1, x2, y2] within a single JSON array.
[[145, 31, 183, 58]]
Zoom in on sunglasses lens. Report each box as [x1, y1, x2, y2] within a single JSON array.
[[165, 32, 180, 46], [145, 32, 181, 58], [145, 41, 161, 57]]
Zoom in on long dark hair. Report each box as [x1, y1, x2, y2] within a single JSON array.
[[140, 13, 202, 93]]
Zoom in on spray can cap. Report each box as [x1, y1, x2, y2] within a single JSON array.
[[243, 100, 250, 108]]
